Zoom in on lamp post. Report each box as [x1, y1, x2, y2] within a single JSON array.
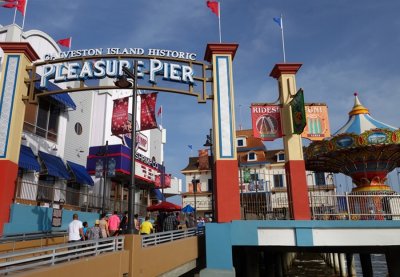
[[114, 62, 138, 234], [203, 128, 214, 220], [192, 176, 197, 220]]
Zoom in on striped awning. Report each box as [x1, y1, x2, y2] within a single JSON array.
[[18, 145, 40, 171]]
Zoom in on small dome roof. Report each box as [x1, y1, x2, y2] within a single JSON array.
[[334, 93, 396, 135]]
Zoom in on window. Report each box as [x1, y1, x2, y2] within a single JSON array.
[[314, 172, 326, 186], [273, 174, 284, 188], [237, 138, 246, 147], [24, 98, 60, 142], [277, 153, 285, 162], [74, 122, 83, 135], [248, 152, 256, 161]]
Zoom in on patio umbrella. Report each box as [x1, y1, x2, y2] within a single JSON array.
[[147, 201, 182, 212], [182, 204, 195, 213]]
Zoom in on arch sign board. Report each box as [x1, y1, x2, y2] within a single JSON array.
[[25, 47, 211, 104]]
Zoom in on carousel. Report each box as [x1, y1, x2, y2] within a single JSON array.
[[305, 93, 400, 218]]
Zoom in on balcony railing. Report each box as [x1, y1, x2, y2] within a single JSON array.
[[15, 179, 147, 216], [240, 191, 400, 220]]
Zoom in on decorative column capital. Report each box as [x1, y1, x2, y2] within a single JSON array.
[[0, 42, 39, 62], [270, 63, 302, 79], [204, 43, 239, 62]]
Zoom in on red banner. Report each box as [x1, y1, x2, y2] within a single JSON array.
[[155, 173, 172, 188], [140, 93, 157, 130], [111, 97, 130, 135], [251, 104, 282, 141]]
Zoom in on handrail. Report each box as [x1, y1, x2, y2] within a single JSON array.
[[0, 236, 124, 275], [141, 227, 204, 247], [0, 230, 67, 244]]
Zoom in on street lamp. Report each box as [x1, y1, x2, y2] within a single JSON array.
[[203, 128, 214, 220], [114, 61, 138, 234], [192, 176, 197, 220]]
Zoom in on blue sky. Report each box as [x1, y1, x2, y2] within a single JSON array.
[[2, 0, 400, 190]]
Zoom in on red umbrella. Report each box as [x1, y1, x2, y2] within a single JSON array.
[[147, 201, 182, 212]]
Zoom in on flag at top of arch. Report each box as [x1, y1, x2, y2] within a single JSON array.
[[1, 0, 26, 15], [206, 1, 219, 17]]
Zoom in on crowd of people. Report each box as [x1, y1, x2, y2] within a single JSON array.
[[68, 211, 211, 242]]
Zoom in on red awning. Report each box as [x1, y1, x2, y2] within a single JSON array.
[[147, 201, 181, 212]]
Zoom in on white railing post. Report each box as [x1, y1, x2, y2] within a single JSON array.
[[345, 192, 351, 220]]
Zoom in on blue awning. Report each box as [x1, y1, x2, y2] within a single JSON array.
[[38, 151, 70, 179], [153, 189, 166, 201], [18, 145, 40, 171], [34, 73, 76, 110], [67, 161, 94, 186]]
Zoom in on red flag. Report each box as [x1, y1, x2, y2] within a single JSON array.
[[111, 97, 130, 135], [140, 92, 158, 130], [2, 0, 25, 15], [157, 106, 162, 117], [57, 37, 71, 48], [206, 1, 219, 17], [16, 0, 25, 15]]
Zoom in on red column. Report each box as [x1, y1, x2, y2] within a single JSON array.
[[205, 44, 241, 222]]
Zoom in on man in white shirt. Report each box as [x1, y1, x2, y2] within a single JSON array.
[[68, 213, 85, 242]]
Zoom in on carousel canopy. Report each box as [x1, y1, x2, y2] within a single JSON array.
[[334, 93, 396, 135]]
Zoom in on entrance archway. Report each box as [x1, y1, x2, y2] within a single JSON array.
[[0, 41, 241, 234]]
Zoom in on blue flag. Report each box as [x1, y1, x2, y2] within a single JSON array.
[[188, 145, 193, 150], [273, 17, 282, 28]]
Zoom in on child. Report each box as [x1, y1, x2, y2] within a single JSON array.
[[82, 221, 89, 240]]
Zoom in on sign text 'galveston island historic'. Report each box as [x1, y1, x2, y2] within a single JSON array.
[[39, 48, 198, 89]]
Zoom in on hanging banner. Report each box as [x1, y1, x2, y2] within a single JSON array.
[[198, 149, 209, 170], [251, 104, 282, 141], [302, 104, 331, 141], [290, 88, 306, 134], [111, 97, 130, 135], [140, 92, 158, 130]]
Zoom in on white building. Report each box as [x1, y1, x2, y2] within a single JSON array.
[[0, 23, 180, 218]]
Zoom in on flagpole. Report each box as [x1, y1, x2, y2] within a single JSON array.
[[160, 105, 163, 127], [280, 14, 286, 63], [12, 4, 17, 25], [69, 37, 72, 50], [218, 2, 222, 43], [21, 0, 28, 30]]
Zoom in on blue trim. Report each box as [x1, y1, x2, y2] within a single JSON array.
[[34, 73, 76, 110], [205, 223, 234, 270], [296, 228, 313, 246], [18, 145, 40, 171], [38, 151, 70, 179], [0, 55, 20, 158], [67, 161, 94, 186], [215, 56, 234, 159]]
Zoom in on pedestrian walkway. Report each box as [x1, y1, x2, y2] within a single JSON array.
[[286, 252, 337, 277]]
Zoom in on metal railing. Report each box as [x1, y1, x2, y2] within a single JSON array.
[[141, 227, 204, 247], [15, 180, 147, 215], [311, 193, 400, 220], [0, 236, 124, 275], [240, 191, 400, 220], [0, 230, 67, 244]]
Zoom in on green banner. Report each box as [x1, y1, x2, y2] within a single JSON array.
[[290, 88, 306, 134]]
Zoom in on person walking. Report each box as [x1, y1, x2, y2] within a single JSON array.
[[68, 213, 85, 243], [99, 213, 110, 238], [163, 212, 177, 231], [87, 220, 101, 240], [108, 211, 121, 236], [134, 214, 140, 234], [140, 216, 153, 235], [119, 211, 128, 234]]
